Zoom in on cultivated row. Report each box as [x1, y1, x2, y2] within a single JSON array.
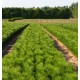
[[3, 24, 77, 80], [42, 23, 78, 56]]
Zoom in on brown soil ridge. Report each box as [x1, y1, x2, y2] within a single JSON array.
[[44, 28, 78, 68]]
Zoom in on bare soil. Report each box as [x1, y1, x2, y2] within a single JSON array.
[[2, 33, 19, 57], [14, 19, 78, 24], [44, 28, 78, 69]]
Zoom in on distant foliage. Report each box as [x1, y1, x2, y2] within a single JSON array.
[[2, 6, 72, 19], [8, 17, 23, 21], [69, 2, 78, 18]]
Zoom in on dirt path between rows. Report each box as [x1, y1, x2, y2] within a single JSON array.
[[2, 24, 29, 57], [2, 34, 19, 57], [44, 28, 78, 69]]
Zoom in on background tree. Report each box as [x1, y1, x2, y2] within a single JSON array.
[[2, 2, 78, 19]]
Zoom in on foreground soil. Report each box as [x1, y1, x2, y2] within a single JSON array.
[[44, 28, 78, 69]]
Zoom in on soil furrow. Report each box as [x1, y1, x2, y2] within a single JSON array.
[[44, 28, 78, 69], [2, 34, 19, 57], [2, 24, 29, 57]]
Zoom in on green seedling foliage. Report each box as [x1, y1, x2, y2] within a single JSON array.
[[3, 23, 77, 80], [42, 23, 78, 56], [2, 22, 27, 44]]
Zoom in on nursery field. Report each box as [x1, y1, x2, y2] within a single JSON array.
[[2, 19, 78, 80], [41, 23, 78, 56]]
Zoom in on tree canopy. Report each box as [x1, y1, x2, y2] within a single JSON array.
[[2, 3, 77, 19]]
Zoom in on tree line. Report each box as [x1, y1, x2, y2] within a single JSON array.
[[2, 3, 78, 19], [69, 2, 78, 18]]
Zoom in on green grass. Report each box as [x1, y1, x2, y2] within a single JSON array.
[[3, 23, 77, 80], [2, 22, 27, 43], [42, 23, 78, 57]]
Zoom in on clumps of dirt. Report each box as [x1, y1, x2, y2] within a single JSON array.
[[44, 28, 78, 69]]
